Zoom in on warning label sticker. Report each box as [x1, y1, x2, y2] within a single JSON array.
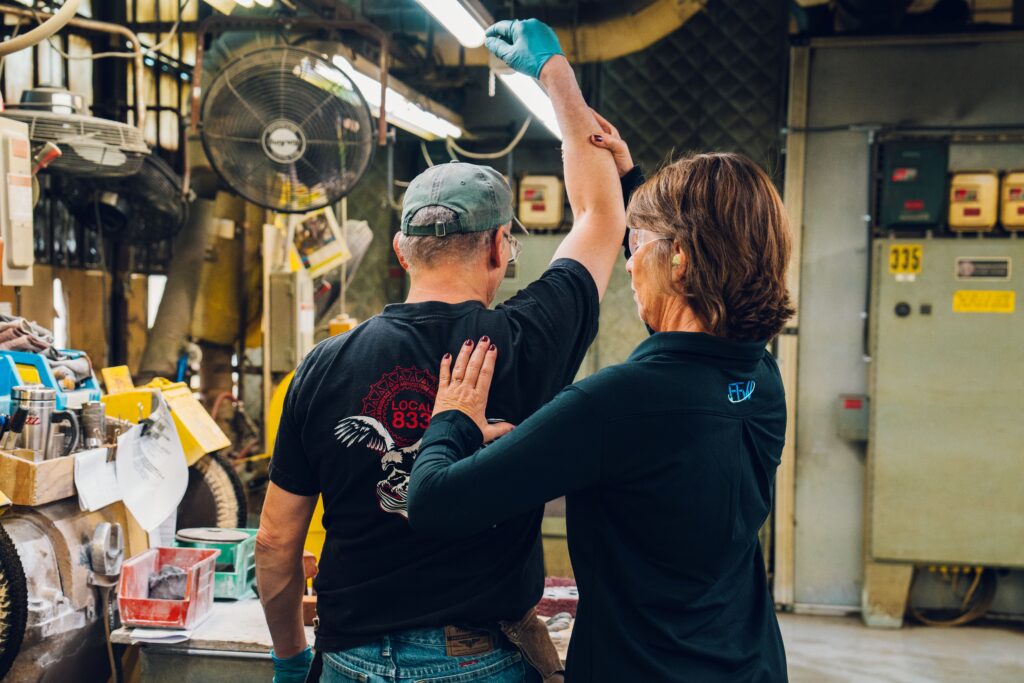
[[955, 257, 1011, 280], [952, 290, 1015, 314]]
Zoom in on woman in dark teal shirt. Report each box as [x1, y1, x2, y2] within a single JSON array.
[[408, 152, 795, 683]]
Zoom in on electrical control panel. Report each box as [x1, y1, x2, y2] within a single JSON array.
[[878, 141, 948, 230], [948, 171, 999, 232], [1002, 171, 1024, 231], [868, 238, 1024, 567], [0, 117, 33, 286], [517, 175, 564, 230]]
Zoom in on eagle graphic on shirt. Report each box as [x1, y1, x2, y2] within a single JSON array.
[[335, 416, 422, 518]]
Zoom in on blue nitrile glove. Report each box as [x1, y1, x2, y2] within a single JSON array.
[[484, 19, 564, 80], [271, 646, 312, 683]]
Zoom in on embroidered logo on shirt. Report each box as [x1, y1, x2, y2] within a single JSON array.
[[727, 380, 756, 403]]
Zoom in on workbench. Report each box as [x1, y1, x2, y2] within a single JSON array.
[[111, 597, 571, 682], [111, 597, 310, 682]]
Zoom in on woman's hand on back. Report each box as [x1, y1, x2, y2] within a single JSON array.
[[433, 338, 514, 443]]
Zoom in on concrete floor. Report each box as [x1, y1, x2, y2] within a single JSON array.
[[779, 613, 1024, 683]]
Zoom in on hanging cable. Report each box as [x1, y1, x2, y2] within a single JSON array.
[[25, 0, 191, 61], [445, 116, 532, 160], [420, 141, 435, 168], [0, 0, 77, 57]]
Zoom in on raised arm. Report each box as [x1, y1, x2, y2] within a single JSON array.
[[407, 340, 602, 538], [486, 20, 626, 299]]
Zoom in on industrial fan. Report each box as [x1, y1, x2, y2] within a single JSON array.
[[4, 87, 148, 178], [199, 46, 374, 213], [60, 153, 189, 245]]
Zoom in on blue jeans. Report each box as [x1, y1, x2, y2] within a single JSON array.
[[320, 627, 541, 683]]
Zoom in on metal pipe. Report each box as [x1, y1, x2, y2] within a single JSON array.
[[0, 0, 78, 57], [187, 14, 389, 153], [0, 3, 146, 129]]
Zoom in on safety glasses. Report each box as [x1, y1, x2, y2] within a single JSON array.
[[627, 227, 672, 256], [504, 232, 521, 264]]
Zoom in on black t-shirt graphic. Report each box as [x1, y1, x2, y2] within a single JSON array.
[[269, 258, 599, 651]]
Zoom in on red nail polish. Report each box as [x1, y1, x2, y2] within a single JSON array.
[[489, 344, 496, 351], [443, 353, 451, 360], [594, 135, 603, 142], [464, 340, 472, 346], [480, 336, 489, 343]]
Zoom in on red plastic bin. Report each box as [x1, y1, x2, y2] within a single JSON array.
[[118, 547, 220, 629]]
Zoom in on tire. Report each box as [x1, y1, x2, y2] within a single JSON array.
[[177, 451, 247, 530], [0, 522, 27, 679]]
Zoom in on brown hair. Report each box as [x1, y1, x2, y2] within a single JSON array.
[[626, 152, 794, 341]]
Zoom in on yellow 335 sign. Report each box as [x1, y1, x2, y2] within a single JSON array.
[[889, 244, 922, 275]]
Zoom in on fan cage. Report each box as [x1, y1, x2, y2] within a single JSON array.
[[4, 109, 149, 178], [199, 46, 375, 213]]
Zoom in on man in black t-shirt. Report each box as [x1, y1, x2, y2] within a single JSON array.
[[256, 19, 627, 683]]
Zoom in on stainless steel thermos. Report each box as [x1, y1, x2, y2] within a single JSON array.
[[10, 385, 80, 459]]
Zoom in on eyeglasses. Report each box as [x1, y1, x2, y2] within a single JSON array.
[[504, 232, 521, 264], [627, 227, 672, 256]]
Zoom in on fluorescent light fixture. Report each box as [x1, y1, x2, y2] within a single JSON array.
[[498, 73, 561, 139], [332, 55, 463, 140], [410, 0, 562, 139], [254, 0, 274, 6], [414, 0, 486, 48]]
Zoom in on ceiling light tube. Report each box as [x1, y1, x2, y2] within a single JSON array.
[[498, 72, 561, 139], [332, 54, 464, 140], [414, 0, 486, 48]]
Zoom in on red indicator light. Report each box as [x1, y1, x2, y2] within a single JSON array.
[[891, 168, 917, 182], [1010, 188, 1023, 200], [1017, 206, 1024, 215], [962, 207, 981, 216], [954, 188, 967, 200], [903, 199, 925, 211], [844, 399, 863, 410], [524, 189, 537, 199], [531, 202, 546, 211]]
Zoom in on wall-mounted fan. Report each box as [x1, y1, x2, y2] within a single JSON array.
[[5, 87, 148, 177], [63, 153, 189, 245], [199, 46, 374, 213]]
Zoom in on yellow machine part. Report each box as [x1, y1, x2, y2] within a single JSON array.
[[15, 364, 41, 385], [102, 377, 231, 466], [265, 371, 326, 562]]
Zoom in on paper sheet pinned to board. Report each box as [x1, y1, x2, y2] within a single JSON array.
[[74, 448, 121, 512], [116, 396, 188, 531]]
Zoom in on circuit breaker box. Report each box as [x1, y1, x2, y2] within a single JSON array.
[[1002, 171, 1024, 230], [948, 171, 998, 231], [878, 141, 948, 229], [868, 238, 1024, 567]]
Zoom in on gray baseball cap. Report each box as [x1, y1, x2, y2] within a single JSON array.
[[401, 160, 528, 236]]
